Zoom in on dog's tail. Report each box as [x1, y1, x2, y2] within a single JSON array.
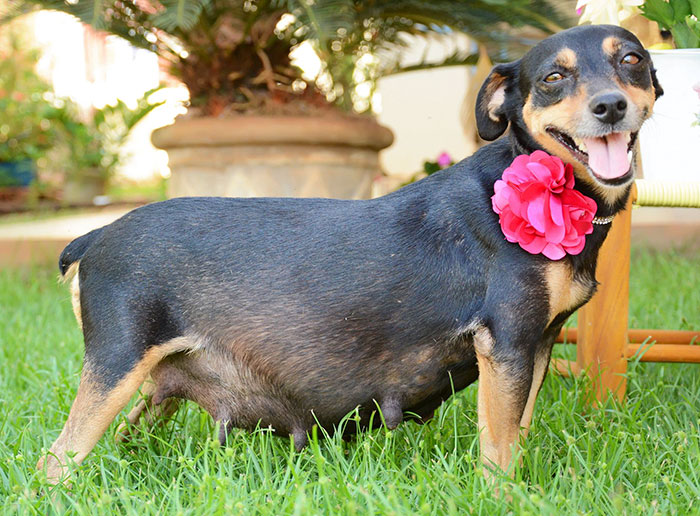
[[58, 227, 105, 281]]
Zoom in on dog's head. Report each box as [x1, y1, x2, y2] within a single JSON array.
[[476, 25, 662, 204]]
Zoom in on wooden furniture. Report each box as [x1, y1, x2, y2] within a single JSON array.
[[552, 180, 700, 403]]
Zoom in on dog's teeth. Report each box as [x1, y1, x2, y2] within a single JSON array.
[[573, 137, 587, 152], [624, 132, 632, 144]]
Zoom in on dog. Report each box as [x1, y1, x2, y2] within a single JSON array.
[[38, 24, 661, 484]]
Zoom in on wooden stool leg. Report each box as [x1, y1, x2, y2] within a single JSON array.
[[576, 194, 633, 404]]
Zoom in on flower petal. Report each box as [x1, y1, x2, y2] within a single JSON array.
[[526, 194, 547, 233], [520, 235, 547, 255], [542, 242, 566, 260], [549, 193, 564, 226]]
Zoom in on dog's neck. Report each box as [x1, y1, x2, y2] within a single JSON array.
[[503, 131, 632, 273]]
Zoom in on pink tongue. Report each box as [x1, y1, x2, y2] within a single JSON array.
[[583, 132, 630, 179]]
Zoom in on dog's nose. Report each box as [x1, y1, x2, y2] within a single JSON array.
[[590, 92, 628, 125]]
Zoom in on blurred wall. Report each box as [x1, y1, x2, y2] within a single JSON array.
[[375, 33, 479, 182], [28, 11, 182, 182]]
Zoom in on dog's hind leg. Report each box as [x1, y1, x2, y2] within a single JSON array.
[[114, 377, 181, 443], [37, 317, 192, 485], [37, 354, 156, 483]]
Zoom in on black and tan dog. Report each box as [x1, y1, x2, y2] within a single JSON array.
[[38, 25, 661, 483]]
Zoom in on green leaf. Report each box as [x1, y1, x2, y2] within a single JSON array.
[[671, 19, 700, 47], [690, 0, 700, 18], [641, 0, 676, 28], [670, 0, 692, 20], [685, 14, 700, 43]]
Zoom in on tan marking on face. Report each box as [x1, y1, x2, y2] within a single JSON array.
[[602, 37, 621, 57], [620, 83, 655, 117], [544, 261, 592, 325], [554, 48, 577, 69], [522, 86, 636, 208], [38, 336, 197, 484], [522, 87, 588, 169]]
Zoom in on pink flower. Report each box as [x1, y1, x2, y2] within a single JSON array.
[[437, 152, 452, 168], [693, 82, 700, 101], [491, 150, 597, 260]]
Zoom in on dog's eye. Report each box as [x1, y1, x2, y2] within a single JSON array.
[[544, 72, 564, 83], [621, 53, 641, 65]]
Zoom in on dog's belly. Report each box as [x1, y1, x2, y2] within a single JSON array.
[[149, 339, 478, 437]]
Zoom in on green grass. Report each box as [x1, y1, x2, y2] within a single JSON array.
[[1, 248, 699, 515]]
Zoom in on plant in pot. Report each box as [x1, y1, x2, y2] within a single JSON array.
[[0, 31, 58, 199], [577, 0, 700, 183], [637, 0, 700, 182], [7, 0, 570, 199], [53, 90, 164, 205]]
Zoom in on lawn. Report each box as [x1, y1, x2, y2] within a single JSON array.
[[1, 248, 699, 515]]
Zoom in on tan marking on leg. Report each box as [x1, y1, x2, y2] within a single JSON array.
[[38, 336, 196, 484], [544, 261, 592, 325], [519, 350, 550, 439], [115, 378, 156, 441], [554, 48, 576, 69], [602, 36, 621, 57], [473, 327, 525, 476], [115, 378, 181, 443]]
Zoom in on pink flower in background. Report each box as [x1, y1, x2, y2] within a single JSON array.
[[491, 150, 597, 260], [693, 82, 700, 101], [436, 152, 452, 168]]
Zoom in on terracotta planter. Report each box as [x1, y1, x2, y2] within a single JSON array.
[[152, 115, 394, 199]]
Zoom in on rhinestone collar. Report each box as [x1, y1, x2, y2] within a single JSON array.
[[592, 215, 614, 225]]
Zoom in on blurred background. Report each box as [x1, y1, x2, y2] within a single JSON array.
[[0, 0, 697, 263]]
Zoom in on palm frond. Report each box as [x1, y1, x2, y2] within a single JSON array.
[[151, 0, 208, 32], [0, 0, 37, 24], [289, 0, 355, 50], [380, 49, 481, 77]]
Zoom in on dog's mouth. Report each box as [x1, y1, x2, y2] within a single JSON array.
[[546, 128, 637, 185]]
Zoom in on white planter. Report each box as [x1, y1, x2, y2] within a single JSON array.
[[639, 49, 700, 182]]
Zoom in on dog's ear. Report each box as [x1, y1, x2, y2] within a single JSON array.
[[650, 66, 663, 100], [475, 61, 519, 141]]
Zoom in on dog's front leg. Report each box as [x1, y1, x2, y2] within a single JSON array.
[[472, 324, 542, 476]]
